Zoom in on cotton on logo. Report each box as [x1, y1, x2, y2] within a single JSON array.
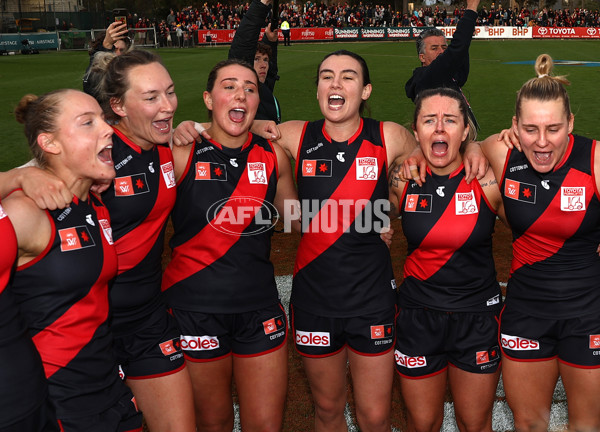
[[394, 350, 427, 368], [180, 335, 220, 351], [295, 331, 330, 347], [501, 334, 539, 350], [589, 335, 600, 349]]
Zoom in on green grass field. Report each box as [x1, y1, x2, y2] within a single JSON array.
[[1, 39, 600, 172]]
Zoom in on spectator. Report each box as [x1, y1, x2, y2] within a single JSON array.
[[82, 21, 131, 97], [229, 0, 281, 123], [405, 0, 480, 139]]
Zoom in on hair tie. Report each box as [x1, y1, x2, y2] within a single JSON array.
[[538, 73, 548, 78]]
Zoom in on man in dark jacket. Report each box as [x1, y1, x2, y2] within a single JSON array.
[[229, 0, 281, 123], [405, 0, 479, 135]]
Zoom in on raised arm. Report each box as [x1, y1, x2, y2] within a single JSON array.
[[0, 166, 72, 210], [229, 0, 272, 65]]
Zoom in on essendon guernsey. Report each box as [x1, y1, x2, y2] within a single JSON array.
[[101, 129, 176, 326], [12, 195, 123, 419], [0, 202, 48, 427], [400, 166, 501, 312], [501, 134, 600, 319], [163, 134, 279, 313], [292, 118, 395, 317]]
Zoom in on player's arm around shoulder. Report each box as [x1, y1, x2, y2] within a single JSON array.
[[272, 142, 301, 232], [382, 121, 418, 167], [480, 133, 510, 184], [272, 120, 306, 161], [2, 191, 52, 265], [171, 137, 195, 183], [388, 158, 407, 221], [477, 165, 507, 225]]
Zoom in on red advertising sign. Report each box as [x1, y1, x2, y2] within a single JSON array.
[[533, 27, 600, 38]]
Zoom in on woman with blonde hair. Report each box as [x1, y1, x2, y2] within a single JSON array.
[[481, 54, 600, 431]]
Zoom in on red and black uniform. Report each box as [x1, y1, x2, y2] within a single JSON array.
[[11, 194, 133, 424], [499, 134, 600, 366], [292, 118, 395, 318], [163, 134, 279, 313], [501, 135, 600, 319], [101, 130, 183, 379], [399, 165, 501, 312], [102, 129, 176, 329], [394, 167, 501, 377], [0, 202, 56, 431]]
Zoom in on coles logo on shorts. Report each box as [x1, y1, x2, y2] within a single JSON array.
[[356, 157, 378, 180], [295, 331, 330, 347], [159, 338, 181, 356], [501, 333, 539, 351], [180, 335, 220, 351], [263, 315, 285, 335], [370, 324, 393, 339], [394, 349, 427, 369], [589, 335, 600, 349]]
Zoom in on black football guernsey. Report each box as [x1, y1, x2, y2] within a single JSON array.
[[163, 134, 279, 313], [0, 200, 48, 427], [399, 165, 501, 312], [501, 134, 600, 319], [101, 128, 176, 331], [292, 118, 395, 318], [12, 194, 123, 419]]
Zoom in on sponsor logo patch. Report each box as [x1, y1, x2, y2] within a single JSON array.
[[263, 315, 286, 335], [159, 338, 181, 356], [180, 335, 220, 351], [161, 161, 176, 188], [59, 226, 95, 251], [370, 324, 393, 339], [504, 179, 536, 203], [114, 173, 150, 196], [501, 333, 539, 350], [455, 191, 478, 215], [589, 335, 600, 349], [476, 346, 499, 365], [394, 349, 427, 368], [302, 159, 332, 177], [248, 162, 267, 184], [195, 162, 227, 181], [561, 186, 585, 212], [356, 157, 378, 180], [295, 330, 330, 346], [98, 219, 113, 245], [405, 194, 432, 213]]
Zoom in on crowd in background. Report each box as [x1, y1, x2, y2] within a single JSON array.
[[112, 2, 600, 47]]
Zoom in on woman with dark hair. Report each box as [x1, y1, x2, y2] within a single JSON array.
[[273, 49, 418, 432], [3, 89, 142, 431], [389, 87, 503, 432], [163, 58, 298, 432], [481, 53, 600, 431]]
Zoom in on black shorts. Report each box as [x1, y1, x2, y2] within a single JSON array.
[[500, 303, 600, 367], [57, 386, 142, 432], [290, 304, 396, 357], [395, 308, 500, 378], [172, 302, 288, 361], [0, 398, 59, 432], [113, 306, 185, 379]]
